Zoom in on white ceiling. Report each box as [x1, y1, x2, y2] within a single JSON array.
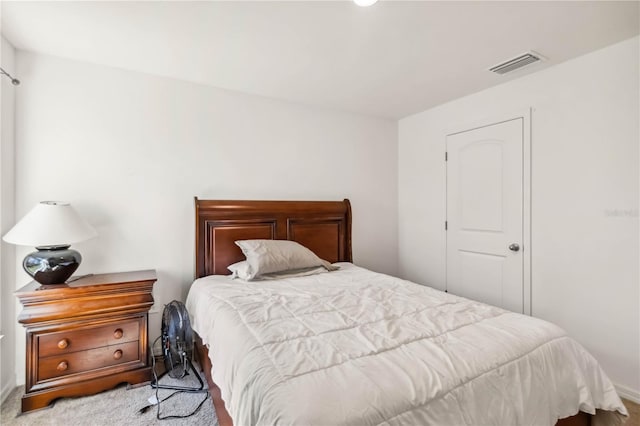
[[2, 1, 638, 119]]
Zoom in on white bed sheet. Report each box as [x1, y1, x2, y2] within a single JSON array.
[[186, 263, 627, 426]]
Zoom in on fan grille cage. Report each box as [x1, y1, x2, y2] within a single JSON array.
[[161, 301, 194, 379]]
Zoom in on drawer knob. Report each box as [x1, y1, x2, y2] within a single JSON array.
[[57, 361, 68, 371], [113, 329, 123, 339], [113, 349, 123, 360], [57, 338, 69, 349]]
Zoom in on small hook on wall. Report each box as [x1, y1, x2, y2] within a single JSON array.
[[0, 67, 20, 86]]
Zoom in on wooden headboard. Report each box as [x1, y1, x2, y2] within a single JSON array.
[[194, 198, 352, 278]]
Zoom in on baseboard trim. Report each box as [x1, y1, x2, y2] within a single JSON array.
[[616, 382, 640, 404], [1, 376, 16, 405]]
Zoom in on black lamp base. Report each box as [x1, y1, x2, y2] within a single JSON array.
[[24, 246, 82, 285]]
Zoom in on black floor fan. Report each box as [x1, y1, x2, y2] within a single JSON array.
[[151, 300, 205, 392]]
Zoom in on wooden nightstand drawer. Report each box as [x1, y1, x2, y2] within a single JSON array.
[[38, 341, 140, 381], [17, 270, 156, 412], [38, 320, 140, 358]]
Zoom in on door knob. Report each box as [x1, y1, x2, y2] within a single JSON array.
[[508, 243, 520, 252]]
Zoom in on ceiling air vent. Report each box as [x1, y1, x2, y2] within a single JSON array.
[[489, 51, 544, 75]]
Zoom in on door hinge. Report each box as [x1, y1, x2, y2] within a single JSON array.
[[445, 221, 448, 230], [445, 152, 448, 161]]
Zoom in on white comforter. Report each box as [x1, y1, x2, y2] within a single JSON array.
[[186, 263, 627, 426]]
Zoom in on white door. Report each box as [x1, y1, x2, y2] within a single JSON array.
[[446, 118, 524, 312]]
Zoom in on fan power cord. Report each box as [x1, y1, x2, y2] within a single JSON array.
[[138, 337, 209, 420]]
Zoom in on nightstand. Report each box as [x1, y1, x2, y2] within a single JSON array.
[[15, 270, 157, 412]]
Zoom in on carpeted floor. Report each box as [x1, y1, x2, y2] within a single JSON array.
[[1, 369, 218, 426]]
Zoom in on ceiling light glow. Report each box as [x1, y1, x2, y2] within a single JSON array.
[[354, 0, 378, 7]]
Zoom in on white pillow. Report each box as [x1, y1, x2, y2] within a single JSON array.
[[228, 261, 252, 280], [228, 260, 329, 281], [234, 239, 338, 280]]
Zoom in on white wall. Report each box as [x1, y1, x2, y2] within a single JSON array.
[[12, 52, 398, 384], [0, 35, 16, 402], [399, 37, 639, 400]]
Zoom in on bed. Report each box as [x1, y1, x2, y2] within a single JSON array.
[[186, 198, 627, 426]]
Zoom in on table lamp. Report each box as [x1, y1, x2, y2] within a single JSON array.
[[3, 201, 97, 285]]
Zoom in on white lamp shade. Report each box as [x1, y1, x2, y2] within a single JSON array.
[[3, 201, 97, 247]]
